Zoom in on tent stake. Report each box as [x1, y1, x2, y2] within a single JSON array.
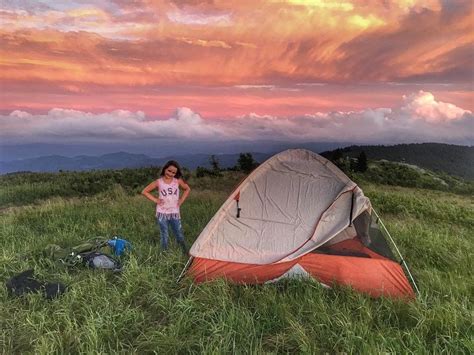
[[372, 209, 420, 295], [177, 256, 194, 283]]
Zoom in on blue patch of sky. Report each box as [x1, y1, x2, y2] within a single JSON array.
[[2, 0, 52, 12], [3, 0, 121, 15], [3, 0, 144, 40]]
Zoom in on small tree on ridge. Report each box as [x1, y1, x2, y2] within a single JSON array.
[[356, 151, 368, 172], [237, 153, 258, 174]]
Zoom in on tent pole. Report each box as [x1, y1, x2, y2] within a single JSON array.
[[349, 191, 354, 226], [177, 256, 194, 283], [372, 209, 420, 295]]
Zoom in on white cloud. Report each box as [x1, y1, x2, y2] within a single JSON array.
[[1, 91, 472, 145], [234, 85, 276, 90], [296, 83, 327, 87], [400, 91, 469, 122], [233, 85, 301, 92], [167, 10, 231, 26], [219, 91, 472, 144], [178, 37, 232, 49], [0, 108, 223, 142]]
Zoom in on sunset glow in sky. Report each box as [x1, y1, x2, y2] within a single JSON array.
[[0, 0, 473, 149]]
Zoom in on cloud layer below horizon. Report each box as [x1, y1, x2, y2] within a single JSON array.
[[2, 91, 472, 146]]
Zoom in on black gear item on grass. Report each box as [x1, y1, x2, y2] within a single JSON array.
[[5, 269, 42, 296], [5, 269, 66, 299], [44, 282, 67, 299]]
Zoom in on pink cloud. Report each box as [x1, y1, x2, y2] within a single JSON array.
[[1, 92, 472, 145]]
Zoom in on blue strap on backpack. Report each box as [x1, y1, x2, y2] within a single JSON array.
[[107, 236, 132, 256]]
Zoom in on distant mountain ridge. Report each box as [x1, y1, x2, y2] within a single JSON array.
[[0, 151, 271, 175], [321, 143, 474, 180], [1, 143, 472, 180]]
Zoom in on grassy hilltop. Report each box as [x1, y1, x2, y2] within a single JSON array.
[[0, 165, 473, 353]]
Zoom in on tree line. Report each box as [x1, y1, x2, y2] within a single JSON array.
[[322, 149, 368, 173], [196, 153, 259, 177]]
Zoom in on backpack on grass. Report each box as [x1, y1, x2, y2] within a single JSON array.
[[43, 237, 109, 260], [107, 236, 132, 256], [43, 237, 124, 270], [81, 251, 122, 271]]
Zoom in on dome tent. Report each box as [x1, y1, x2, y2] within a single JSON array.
[[183, 149, 416, 299]]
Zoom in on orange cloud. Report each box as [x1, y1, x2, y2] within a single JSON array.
[[2, 1, 471, 84], [0, 0, 472, 116]]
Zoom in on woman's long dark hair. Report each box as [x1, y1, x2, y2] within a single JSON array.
[[160, 160, 183, 179]]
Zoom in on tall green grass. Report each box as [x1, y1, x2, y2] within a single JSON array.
[[1, 172, 472, 353], [0, 168, 162, 207]]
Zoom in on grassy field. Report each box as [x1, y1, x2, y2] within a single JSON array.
[[1, 170, 473, 353]]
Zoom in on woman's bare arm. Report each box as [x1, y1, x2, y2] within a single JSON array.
[[178, 179, 191, 206], [141, 181, 159, 204]]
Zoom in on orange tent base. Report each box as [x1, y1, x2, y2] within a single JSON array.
[[188, 239, 415, 300]]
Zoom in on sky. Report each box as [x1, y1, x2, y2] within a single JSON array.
[[0, 0, 473, 157]]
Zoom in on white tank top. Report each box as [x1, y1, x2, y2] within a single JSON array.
[[156, 177, 180, 217]]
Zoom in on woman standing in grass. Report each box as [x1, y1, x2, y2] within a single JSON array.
[[142, 161, 191, 254]]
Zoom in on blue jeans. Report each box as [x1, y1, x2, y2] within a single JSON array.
[[156, 216, 187, 254]]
